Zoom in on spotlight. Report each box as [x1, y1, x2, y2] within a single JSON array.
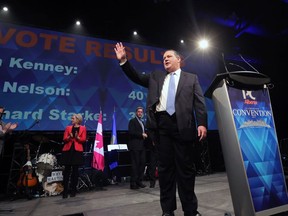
[[2, 6, 8, 12], [198, 39, 209, 49]]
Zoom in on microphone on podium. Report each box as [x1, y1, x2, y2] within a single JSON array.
[[239, 54, 260, 73], [228, 62, 247, 71], [221, 53, 230, 73]]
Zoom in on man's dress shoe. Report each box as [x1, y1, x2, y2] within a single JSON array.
[[136, 182, 146, 188], [184, 212, 202, 216], [130, 185, 139, 190], [150, 181, 155, 188], [162, 212, 175, 216]]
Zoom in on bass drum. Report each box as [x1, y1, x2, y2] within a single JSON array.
[[36, 153, 57, 183], [42, 167, 64, 196]]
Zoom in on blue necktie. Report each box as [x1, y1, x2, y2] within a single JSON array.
[[166, 73, 176, 115]]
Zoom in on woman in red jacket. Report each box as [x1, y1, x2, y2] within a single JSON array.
[[61, 113, 87, 198]]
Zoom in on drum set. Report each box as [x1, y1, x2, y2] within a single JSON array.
[[34, 153, 64, 196], [27, 135, 64, 197], [18, 135, 105, 197]]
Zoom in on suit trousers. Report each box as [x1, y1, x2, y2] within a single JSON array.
[[130, 149, 146, 185], [63, 165, 79, 194], [156, 111, 198, 214]]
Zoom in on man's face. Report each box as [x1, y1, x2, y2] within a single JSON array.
[[163, 50, 181, 73], [136, 109, 143, 118], [0, 108, 4, 114]]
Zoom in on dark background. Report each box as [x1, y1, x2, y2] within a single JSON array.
[[1, 0, 287, 139], [0, 0, 287, 195]]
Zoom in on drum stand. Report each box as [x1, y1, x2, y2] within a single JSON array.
[[33, 138, 43, 165], [77, 168, 94, 191], [77, 176, 89, 191]]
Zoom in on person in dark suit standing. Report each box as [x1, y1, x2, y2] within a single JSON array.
[[61, 113, 87, 198], [128, 106, 148, 189], [114, 42, 207, 216]]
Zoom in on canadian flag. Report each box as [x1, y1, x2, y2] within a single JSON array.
[[92, 111, 105, 171]]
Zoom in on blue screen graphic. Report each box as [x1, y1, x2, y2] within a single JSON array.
[[0, 22, 219, 131]]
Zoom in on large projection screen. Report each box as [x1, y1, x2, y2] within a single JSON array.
[[0, 22, 219, 131]]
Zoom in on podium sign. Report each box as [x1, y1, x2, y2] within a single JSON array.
[[205, 72, 288, 215], [107, 144, 128, 152]]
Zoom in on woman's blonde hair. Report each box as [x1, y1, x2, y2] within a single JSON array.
[[74, 113, 83, 124]]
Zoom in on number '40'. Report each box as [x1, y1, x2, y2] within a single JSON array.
[[128, 91, 144, 100]]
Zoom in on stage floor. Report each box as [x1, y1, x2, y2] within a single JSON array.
[[0, 172, 287, 216]]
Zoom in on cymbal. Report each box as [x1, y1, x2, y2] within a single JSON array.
[[32, 135, 49, 143]]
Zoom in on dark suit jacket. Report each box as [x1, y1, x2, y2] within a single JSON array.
[[121, 61, 207, 141], [128, 117, 146, 151]]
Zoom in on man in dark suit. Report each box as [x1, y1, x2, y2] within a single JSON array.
[[128, 106, 148, 189], [114, 42, 207, 216]]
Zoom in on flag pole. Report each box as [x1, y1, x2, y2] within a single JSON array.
[[109, 106, 119, 173]]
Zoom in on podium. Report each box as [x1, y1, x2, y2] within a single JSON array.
[[106, 144, 131, 179], [205, 71, 288, 216]]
